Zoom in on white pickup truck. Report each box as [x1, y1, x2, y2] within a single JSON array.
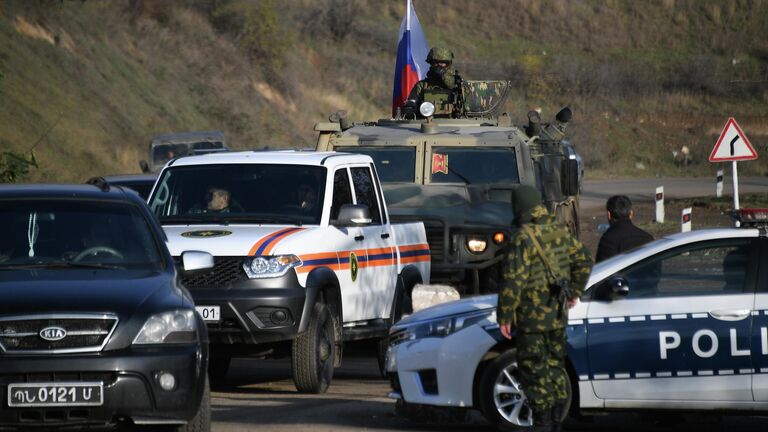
[[148, 151, 430, 393]]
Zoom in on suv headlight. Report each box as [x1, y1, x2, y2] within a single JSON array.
[[466, 237, 488, 253], [133, 310, 197, 345], [391, 309, 495, 346], [243, 255, 302, 279]]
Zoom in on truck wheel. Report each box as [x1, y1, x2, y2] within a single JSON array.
[[174, 374, 210, 432], [208, 355, 230, 381], [478, 350, 572, 430], [292, 301, 336, 393]]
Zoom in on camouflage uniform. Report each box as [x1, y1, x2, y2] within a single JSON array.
[[407, 47, 464, 117], [498, 196, 592, 430]]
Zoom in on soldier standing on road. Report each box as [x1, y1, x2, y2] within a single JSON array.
[[406, 47, 464, 117], [595, 195, 654, 263], [498, 185, 593, 432]]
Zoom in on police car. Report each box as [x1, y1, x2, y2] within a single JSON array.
[[386, 209, 768, 429]]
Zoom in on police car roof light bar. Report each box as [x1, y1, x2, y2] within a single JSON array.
[[730, 208, 768, 229]]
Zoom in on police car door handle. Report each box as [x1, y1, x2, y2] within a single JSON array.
[[355, 235, 365, 242], [380, 233, 390, 239], [709, 309, 751, 321]]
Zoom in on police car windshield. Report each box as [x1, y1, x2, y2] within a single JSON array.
[[430, 147, 519, 184], [343, 147, 415, 183], [150, 164, 327, 225], [0, 200, 163, 270]]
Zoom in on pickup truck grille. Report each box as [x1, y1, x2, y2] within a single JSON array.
[[0, 315, 117, 354], [178, 256, 248, 289], [423, 222, 445, 263]]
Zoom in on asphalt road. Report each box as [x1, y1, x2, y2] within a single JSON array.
[[580, 176, 768, 210], [211, 351, 768, 432]]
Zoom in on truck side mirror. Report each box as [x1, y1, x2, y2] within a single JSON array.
[[139, 160, 150, 173], [561, 159, 580, 196], [595, 276, 630, 301], [334, 204, 372, 227], [181, 250, 214, 274]]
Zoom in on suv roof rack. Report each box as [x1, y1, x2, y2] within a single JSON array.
[[86, 176, 111, 192]]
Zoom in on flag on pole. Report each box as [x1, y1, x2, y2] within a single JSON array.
[[392, 0, 429, 117]]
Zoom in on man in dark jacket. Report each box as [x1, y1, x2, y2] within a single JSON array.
[[595, 195, 654, 262], [498, 185, 593, 432]]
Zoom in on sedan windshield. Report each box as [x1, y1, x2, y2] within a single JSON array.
[[149, 164, 327, 225], [0, 200, 163, 270], [430, 147, 519, 184]]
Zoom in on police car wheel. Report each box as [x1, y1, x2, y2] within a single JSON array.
[[479, 350, 573, 430], [478, 350, 533, 430], [292, 301, 336, 393]]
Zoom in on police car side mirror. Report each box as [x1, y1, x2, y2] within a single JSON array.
[[595, 276, 630, 301], [334, 204, 372, 227]]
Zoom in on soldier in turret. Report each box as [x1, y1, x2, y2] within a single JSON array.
[[406, 47, 464, 117]]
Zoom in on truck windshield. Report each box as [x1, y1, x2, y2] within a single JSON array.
[[430, 147, 519, 184], [149, 164, 327, 225], [341, 147, 415, 182], [0, 200, 163, 270]]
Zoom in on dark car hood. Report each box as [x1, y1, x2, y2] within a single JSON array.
[[0, 270, 175, 316], [383, 183, 513, 227]]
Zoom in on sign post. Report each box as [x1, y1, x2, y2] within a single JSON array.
[[708, 117, 758, 213], [681, 207, 692, 232]]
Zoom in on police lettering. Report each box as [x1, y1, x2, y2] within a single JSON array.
[[659, 328, 754, 359]]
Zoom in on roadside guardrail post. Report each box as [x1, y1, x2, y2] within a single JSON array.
[[655, 186, 664, 224], [681, 207, 692, 232]]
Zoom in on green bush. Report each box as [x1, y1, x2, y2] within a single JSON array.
[[209, 0, 290, 72], [0, 151, 38, 184]]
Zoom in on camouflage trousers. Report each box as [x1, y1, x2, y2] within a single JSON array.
[[516, 328, 568, 414]]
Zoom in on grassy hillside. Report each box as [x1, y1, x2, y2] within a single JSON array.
[[0, 0, 767, 183]]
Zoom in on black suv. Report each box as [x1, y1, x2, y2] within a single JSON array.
[[0, 183, 212, 431]]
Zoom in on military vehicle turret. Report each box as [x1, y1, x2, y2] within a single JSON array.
[[315, 80, 580, 295]]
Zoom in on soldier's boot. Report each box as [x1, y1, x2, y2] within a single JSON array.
[[550, 403, 567, 432], [530, 408, 554, 432]]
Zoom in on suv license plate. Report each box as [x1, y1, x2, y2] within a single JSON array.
[[8, 382, 103, 407], [196, 305, 221, 322]]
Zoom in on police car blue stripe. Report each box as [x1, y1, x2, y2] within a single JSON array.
[[671, 314, 687, 319], [692, 313, 708, 319], [629, 316, 646, 321], [677, 371, 693, 376], [635, 372, 651, 378], [609, 317, 625, 323], [699, 370, 714, 376], [650, 315, 666, 320]]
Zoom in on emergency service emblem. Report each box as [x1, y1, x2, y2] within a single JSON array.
[[350, 252, 359, 282], [181, 230, 232, 238]]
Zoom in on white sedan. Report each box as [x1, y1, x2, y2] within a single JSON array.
[[387, 214, 768, 429]]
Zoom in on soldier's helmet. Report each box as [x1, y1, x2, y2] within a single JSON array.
[[426, 47, 454, 64], [512, 185, 542, 220]]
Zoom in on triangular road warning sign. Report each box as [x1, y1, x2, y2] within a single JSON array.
[[709, 117, 758, 162]]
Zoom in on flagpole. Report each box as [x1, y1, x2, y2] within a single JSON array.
[[407, 0, 411, 31]]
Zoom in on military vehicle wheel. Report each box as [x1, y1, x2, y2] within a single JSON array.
[[292, 301, 336, 393], [478, 350, 572, 430]]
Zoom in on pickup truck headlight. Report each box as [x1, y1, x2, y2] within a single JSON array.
[[243, 255, 302, 279], [133, 310, 197, 345], [392, 309, 496, 345], [466, 237, 488, 253]]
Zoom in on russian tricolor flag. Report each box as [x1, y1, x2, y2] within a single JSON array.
[[392, 0, 430, 117]]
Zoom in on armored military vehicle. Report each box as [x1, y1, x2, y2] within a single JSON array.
[[315, 81, 580, 295]]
